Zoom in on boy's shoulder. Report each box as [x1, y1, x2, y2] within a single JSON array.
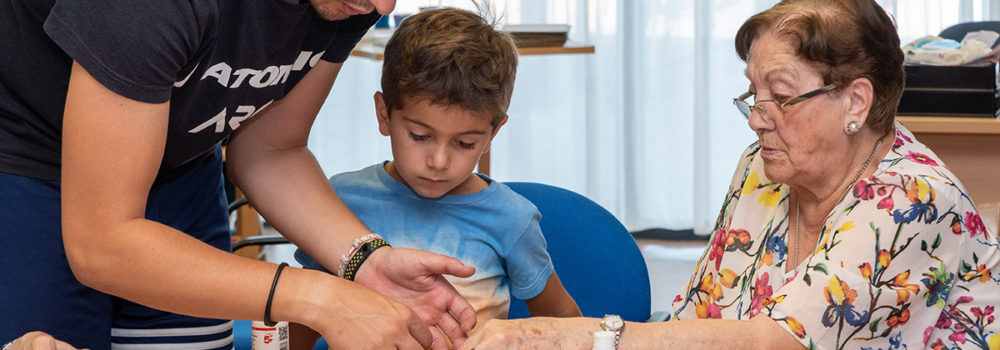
[[486, 179, 538, 212], [459, 179, 542, 241], [476, 180, 543, 231], [328, 163, 384, 190]]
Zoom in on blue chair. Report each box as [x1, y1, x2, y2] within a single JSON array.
[[504, 182, 652, 322]]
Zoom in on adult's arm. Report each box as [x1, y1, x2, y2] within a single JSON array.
[[525, 273, 581, 317], [224, 59, 477, 349], [461, 314, 805, 349], [61, 61, 431, 350]]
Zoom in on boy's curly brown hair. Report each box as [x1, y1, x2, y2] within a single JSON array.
[[381, 7, 518, 127]]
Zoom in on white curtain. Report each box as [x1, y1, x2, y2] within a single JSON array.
[[308, 0, 996, 235]]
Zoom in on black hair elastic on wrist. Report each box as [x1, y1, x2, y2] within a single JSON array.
[[264, 262, 290, 327]]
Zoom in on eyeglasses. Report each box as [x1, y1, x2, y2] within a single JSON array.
[[733, 84, 837, 119]]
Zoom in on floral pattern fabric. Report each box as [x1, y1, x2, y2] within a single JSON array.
[[672, 122, 1000, 350]]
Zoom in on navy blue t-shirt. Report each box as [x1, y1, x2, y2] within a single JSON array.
[[0, 0, 379, 182]]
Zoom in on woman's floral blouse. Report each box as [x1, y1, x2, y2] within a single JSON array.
[[672, 122, 1000, 349]]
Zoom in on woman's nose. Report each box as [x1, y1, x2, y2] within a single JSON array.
[[747, 104, 773, 134]]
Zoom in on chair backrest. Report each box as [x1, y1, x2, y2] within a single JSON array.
[[504, 182, 651, 322], [939, 21, 1000, 48]]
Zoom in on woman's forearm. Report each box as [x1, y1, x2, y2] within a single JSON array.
[[464, 314, 803, 349]]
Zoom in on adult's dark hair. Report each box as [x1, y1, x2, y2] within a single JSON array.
[[734, 0, 903, 134], [381, 7, 517, 127]]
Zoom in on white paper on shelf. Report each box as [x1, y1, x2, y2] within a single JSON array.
[[501, 24, 570, 33]]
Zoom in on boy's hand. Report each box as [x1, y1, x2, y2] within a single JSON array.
[[355, 247, 477, 350]]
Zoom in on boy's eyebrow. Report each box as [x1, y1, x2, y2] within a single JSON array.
[[402, 117, 489, 135]]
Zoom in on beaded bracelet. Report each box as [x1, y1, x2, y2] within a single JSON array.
[[336, 233, 382, 277], [337, 233, 390, 280]]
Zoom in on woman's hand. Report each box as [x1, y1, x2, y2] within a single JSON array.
[[6, 332, 86, 350], [355, 247, 477, 349], [460, 317, 597, 350]]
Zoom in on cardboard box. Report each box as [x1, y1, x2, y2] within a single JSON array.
[[904, 64, 997, 89]]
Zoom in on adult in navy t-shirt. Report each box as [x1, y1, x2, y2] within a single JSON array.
[[0, 1, 477, 349]]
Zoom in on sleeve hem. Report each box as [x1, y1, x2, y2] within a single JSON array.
[[507, 210, 554, 300], [44, 12, 173, 103]]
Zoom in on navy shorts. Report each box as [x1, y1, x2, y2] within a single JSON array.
[[0, 147, 234, 350]]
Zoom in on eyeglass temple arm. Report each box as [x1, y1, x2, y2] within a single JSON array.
[[735, 91, 753, 101], [784, 84, 837, 105]]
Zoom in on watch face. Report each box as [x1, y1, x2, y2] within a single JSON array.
[[603, 315, 624, 331]]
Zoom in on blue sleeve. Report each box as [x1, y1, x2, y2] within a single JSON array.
[[504, 213, 555, 300], [294, 248, 331, 273]]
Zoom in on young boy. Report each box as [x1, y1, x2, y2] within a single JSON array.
[[291, 6, 581, 349]]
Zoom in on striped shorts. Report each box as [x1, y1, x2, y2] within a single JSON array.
[[0, 147, 234, 350]]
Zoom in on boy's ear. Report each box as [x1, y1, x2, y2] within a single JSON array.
[[483, 114, 509, 154], [374, 91, 391, 136]]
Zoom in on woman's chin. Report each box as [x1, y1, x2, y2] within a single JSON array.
[[761, 163, 794, 185]]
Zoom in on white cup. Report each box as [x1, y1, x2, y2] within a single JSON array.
[[251, 320, 289, 350]]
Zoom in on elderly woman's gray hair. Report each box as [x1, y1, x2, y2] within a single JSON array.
[[734, 0, 904, 135]]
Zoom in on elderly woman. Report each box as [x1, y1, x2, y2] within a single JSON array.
[[460, 0, 1000, 349]]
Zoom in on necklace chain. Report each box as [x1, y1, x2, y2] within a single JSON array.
[[793, 136, 884, 267]]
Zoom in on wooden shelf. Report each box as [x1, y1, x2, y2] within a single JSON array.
[[350, 40, 594, 61], [517, 41, 595, 55], [897, 116, 1000, 135], [349, 42, 386, 60]]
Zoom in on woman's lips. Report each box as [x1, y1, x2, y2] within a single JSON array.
[[759, 146, 783, 158]]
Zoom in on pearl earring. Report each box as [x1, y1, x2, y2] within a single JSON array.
[[845, 121, 861, 135]]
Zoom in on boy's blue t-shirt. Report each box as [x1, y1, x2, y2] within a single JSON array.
[[295, 162, 554, 323]]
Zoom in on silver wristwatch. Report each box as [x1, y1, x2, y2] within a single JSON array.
[[600, 314, 625, 349]]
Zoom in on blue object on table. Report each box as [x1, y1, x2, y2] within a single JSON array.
[[233, 320, 251, 350], [375, 14, 391, 29], [504, 182, 652, 322], [393, 14, 410, 27]]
